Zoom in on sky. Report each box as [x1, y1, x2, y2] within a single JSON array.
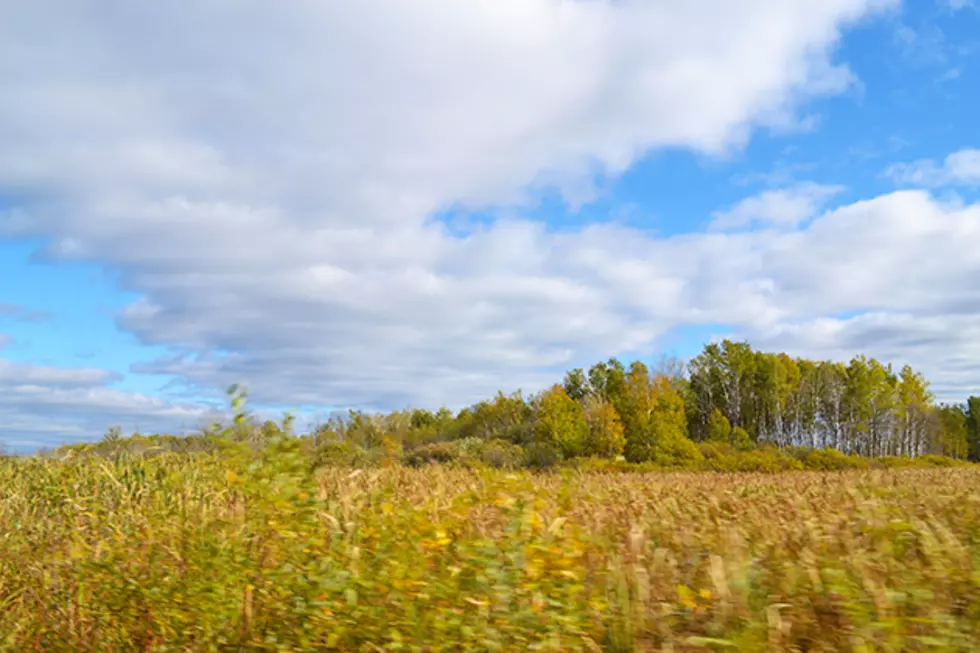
[[2, 0, 980, 452]]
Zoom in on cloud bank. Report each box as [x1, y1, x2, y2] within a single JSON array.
[[0, 360, 218, 452], [5, 0, 979, 447]]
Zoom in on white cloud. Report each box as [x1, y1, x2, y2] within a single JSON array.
[[10, 0, 980, 447], [709, 182, 844, 230], [884, 148, 980, 187], [0, 334, 11, 350], [0, 359, 119, 388], [0, 359, 220, 452], [0, 1, 893, 407]]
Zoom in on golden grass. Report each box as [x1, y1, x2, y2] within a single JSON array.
[[1, 447, 979, 651]]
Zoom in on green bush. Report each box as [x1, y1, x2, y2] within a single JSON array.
[[479, 439, 525, 469], [803, 447, 871, 471], [312, 440, 383, 468], [731, 426, 754, 451], [917, 454, 962, 468], [453, 436, 486, 461], [403, 441, 461, 467], [523, 441, 561, 469]]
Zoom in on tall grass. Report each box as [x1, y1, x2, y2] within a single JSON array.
[[1, 443, 979, 651]]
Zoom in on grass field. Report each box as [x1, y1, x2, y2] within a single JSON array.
[[1, 444, 979, 651]]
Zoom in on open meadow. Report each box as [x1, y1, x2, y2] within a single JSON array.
[[1, 446, 979, 652]]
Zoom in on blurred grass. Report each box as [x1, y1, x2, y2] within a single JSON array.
[[1, 442, 979, 651]]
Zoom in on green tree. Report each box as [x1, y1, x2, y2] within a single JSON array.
[[752, 352, 800, 446], [706, 408, 732, 443], [965, 396, 980, 462], [561, 368, 590, 401], [582, 394, 626, 458], [587, 358, 628, 410], [843, 356, 896, 456], [817, 361, 848, 450], [533, 385, 589, 459], [687, 340, 758, 438], [459, 391, 534, 444], [934, 404, 969, 459], [623, 373, 701, 466], [895, 365, 934, 456]]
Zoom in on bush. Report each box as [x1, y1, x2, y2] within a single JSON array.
[[651, 433, 704, 468], [697, 441, 735, 460], [479, 439, 525, 469], [453, 437, 486, 461], [917, 454, 962, 468], [313, 441, 383, 468], [403, 442, 461, 467], [696, 443, 802, 472], [803, 447, 871, 471], [732, 426, 754, 451], [709, 450, 803, 473], [523, 441, 560, 469]]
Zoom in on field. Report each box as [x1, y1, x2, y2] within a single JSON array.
[[1, 444, 979, 652]]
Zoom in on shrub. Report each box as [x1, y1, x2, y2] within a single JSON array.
[[313, 440, 383, 468], [918, 454, 961, 468], [523, 441, 561, 469], [479, 439, 525, 469], [454, 437, 486, 462], [732, 426, 754, 451], [706, 408, 732, 443], [403, 442, 461, 467], [803, 447, 871, 471]]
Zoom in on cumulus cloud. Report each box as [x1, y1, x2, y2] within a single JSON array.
[[0, 0, 896, 410], [7, 0, 980, 443], [883, 148, 980, 187], [0, 359, 220, 452], [709, 182, 844, 231]]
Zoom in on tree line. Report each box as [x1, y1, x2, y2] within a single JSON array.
[[78, 340, 980, 468], [296, 340, 979, 466]]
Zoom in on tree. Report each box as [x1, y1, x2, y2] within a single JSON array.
[[792, 358, 821, 448], [752, 352, 800, 446], [460, 391, 534, 444], [687, 340, 758, 437], [533, 385, 589, 459], [623, 373, 701, 466], [965, 397, 980, 462], [843, 356, 896, 456], [582, 394, 626, 458], [706, 408, 732, 443], [588, 358, 628, 409], [562, 368, 590, 402], [895, 365, 934, 456], [934, 404, 969, 459], [104, 425, 122, 442], [817, 361, 848, 450]]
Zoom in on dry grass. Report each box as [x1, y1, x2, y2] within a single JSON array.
[[1, 444, 979, 651]]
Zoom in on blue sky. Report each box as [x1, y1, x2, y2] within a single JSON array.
[[2, 0, 980, 451]]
